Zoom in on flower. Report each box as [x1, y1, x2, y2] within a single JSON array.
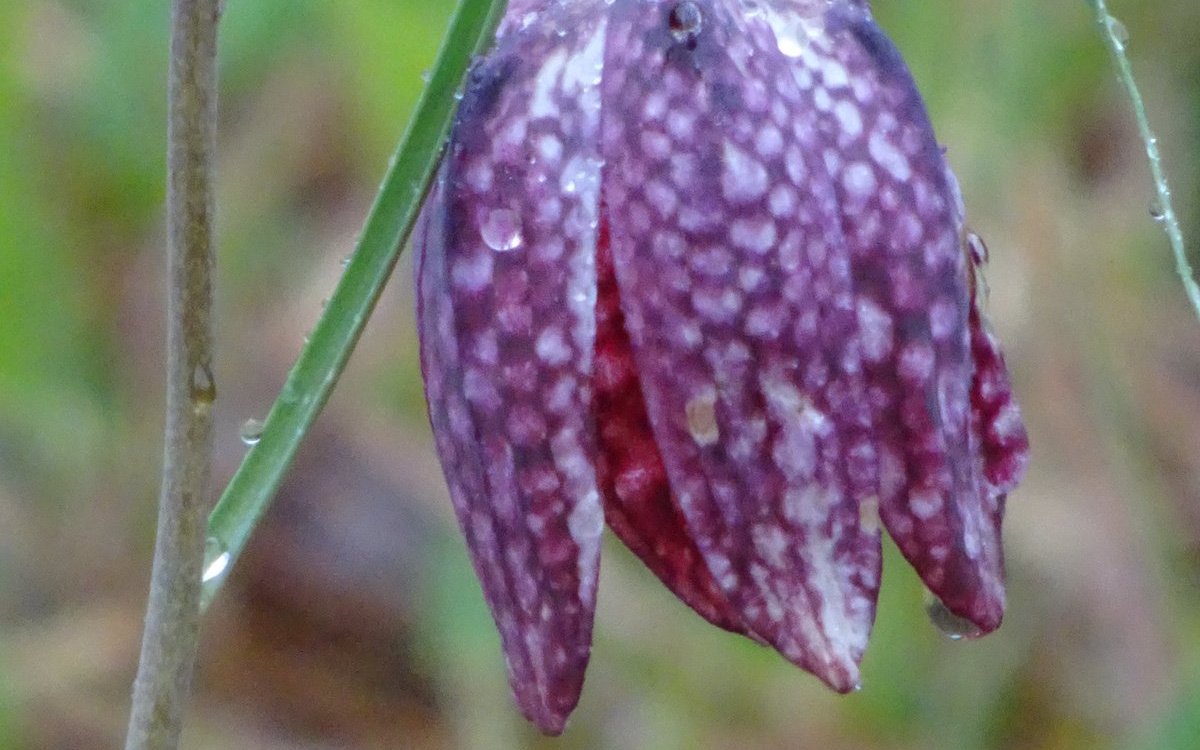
[[415, 0, 1029, 734]]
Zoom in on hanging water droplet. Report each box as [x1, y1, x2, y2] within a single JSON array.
[[924, 595, 983, 640], [669, 1, 703, 43], [481, 209, 524, 252], [201, 537, 231, 584], [239, 418, 265, 446], [1106, 15, 1129, 48], [1150, 200, 1166, 221], [420, 69, 431, 83], [190, 362, 216, 406]]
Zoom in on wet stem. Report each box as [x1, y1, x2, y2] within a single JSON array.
[[1084, 0, 1200, 322], [125, 1, 221, 749]]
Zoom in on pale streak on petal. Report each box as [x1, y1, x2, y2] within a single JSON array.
[[601, 0, 882, 690]]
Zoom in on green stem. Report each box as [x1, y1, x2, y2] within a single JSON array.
[[126, 0, 221, 747], [1085, 0, 1200, 321], [200, 0, 508, 610]]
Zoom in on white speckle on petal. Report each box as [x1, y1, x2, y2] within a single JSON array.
[[843, 162, 877, 201], [535, 134, 563, 164], [833, 101, 863, 140], [730, 216, 778, 254], [529, 48, 567, 119], [755, 124, 784, 157], [856, 297, 894, 363], [869, 130, 912, 182], [452, 252, 493, 292], [535, 327, 572, 366], [722, 141, 769, 203], [769, 184, 797, 218], [909, 488, 944, 520], [686, 388, 720, 446], [898, 342, 935, 383]]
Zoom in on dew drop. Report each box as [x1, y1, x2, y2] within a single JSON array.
[[190, 362, 216, 406], [420, 69, 431, 83], [239, 418, 265, 446], [339, 255, 352, 268], [202, 537, 231, 584], [1150, 201, 1166, 221], [669, 1, 703, 43], [1106, 15, 1129, 48], [481, 209, 524, 252], [924, 595, 983, 640]]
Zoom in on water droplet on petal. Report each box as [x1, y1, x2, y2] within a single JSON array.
[[925, 594, 983, 640], [481, 209, 524, 252], [202, 537, 231, 584], [669, 1, 703, 42], [239, 418, 264, 446]]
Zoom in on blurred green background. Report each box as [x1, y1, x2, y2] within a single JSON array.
[[1, 0, 1199, 748]]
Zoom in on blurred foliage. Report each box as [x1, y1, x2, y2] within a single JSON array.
[[0, 0, 1198, 748]]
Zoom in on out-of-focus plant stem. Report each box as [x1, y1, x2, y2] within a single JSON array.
[[125, 1, 221, 748], [1085, 0, 1200, 322], [200, 0, 507, 611]]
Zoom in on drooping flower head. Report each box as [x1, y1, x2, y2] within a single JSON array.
[[415, 0, 1029, 734]]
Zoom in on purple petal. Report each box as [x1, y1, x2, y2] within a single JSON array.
[[600, 0, 883, 690], [414, 4, 610, 733], [593, 221, 750, 635], [803, 5, 1030, 631], [967, 271, 1030, 497]]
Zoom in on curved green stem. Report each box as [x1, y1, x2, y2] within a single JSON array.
[[201, 0, 508, 610], [1085, 0, 1200, 322]]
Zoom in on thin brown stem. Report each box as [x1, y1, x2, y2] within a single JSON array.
[[125, 1, 221, 748]]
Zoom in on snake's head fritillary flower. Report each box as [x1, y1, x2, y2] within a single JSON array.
[[415, 0, 1029, 734]]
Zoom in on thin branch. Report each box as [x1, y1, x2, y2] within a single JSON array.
[[1085, 0, 1200, 322], [200, 0, 507, 611], [125, 1, 221, 748]]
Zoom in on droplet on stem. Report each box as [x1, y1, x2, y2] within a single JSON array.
[[190, 362, 216, 407], [1106, 15, 1129, 48], [239, 418, 265, 446], [202, 537, 231, 584]]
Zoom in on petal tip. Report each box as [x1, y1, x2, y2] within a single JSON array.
[[510, 676, 581, 737], [925, 591, 1004, 640], [816, 656, 863, 695]]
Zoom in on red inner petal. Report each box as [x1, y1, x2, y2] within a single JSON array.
[[592, 214, 748, 635]]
